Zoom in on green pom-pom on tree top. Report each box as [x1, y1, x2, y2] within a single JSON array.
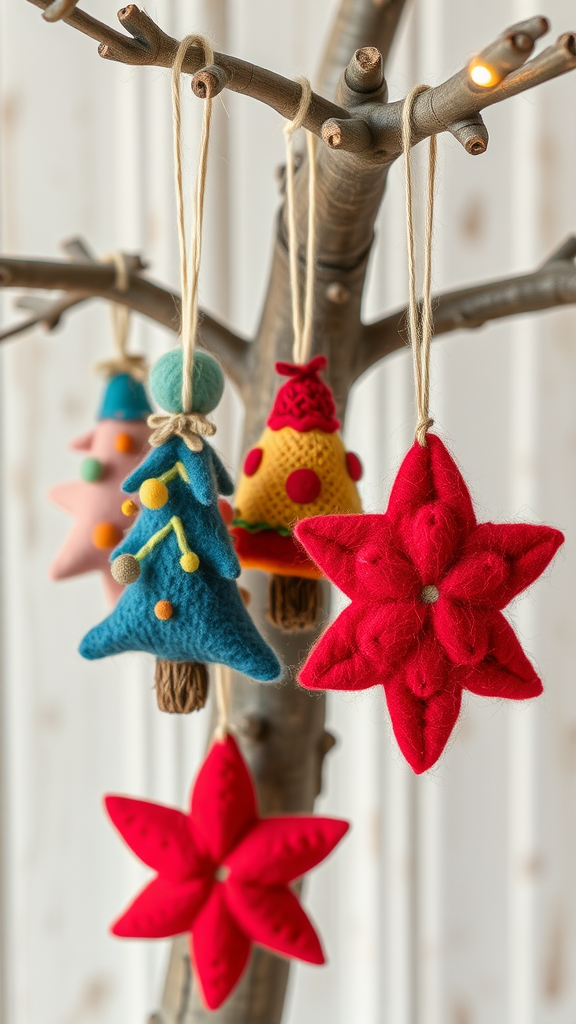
[[149, 349, 224, 414]]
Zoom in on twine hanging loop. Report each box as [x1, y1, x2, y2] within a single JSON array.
[[149, 36, 217, 452], [213, 663, 232, 741], [402, 85, 437, 447], [94, 251, 148, 381], [283, 78, 317, 367]]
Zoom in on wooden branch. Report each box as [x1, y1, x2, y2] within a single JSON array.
[[21, 6, 576, 1023], [317, 0, 410, 98], [0, 254, 250, 394], [26, 0, 347, 134], [355, 237, 576, 379], [0, 291, 89, 342], [27, 2, 576, 164]]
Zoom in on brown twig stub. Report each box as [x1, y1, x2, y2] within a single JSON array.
[[321, 116, 373, 151], [192, 65, 230, 100], [469, 16, 549, 88], [154, 660, 209, 714], [42, 0, 79, 22], [447, 114, 489, 155], [267, 576, 321, 631], [317, 0, 409, 98], [345, 46, 385, 93], [28, 1, 576, 165]]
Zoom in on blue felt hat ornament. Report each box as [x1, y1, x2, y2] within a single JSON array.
[[97, 372, 153, 421]]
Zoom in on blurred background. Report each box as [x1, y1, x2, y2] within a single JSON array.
[[1, 1, 576, 1022]]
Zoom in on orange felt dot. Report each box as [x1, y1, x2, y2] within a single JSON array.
[[115, 432, 136, 454], [92, 521, 123, 550], [154, 600, 173, 620], [122, 499, 139, 517]]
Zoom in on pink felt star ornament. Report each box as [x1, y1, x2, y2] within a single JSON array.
[[294, 433, 564, 774], [106, 733, 349, 1009], [49, 419, 150, 604]]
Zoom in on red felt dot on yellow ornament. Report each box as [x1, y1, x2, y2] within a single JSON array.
[[92, 521, 123, 550], [285, 468, 322, 504], [243, 447, 263, 477], [345, 451, 363, 482], [154, 600, 173, 620], [114, 432, 136, 454]]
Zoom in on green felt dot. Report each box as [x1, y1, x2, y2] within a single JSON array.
[[80, 457, 104, 482], [149, 349, 224, 415]]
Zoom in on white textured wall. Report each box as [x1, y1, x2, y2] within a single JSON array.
[[1, 2, 576, 1023]]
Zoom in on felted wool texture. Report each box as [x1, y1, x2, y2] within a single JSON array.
[[48, 417, 151, 606], [232, 356, 363, 577], [79, 436, 281, 681], [232, 427, 362, 574], [106, 733, 349, 1010], [295, 433, 564, 774], [98, 373, 153, 421], [267, 356, 340, 433], [149, 349, 224, 414]]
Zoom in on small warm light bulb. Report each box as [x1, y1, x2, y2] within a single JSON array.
[[470, 63, 494, 87]]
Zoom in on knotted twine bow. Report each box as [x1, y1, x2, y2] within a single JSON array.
[[148, 411, 216, 452], [149, 35, 215, 452]]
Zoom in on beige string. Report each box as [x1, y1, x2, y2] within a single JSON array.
[[147, 411, 216, 452], [95, 251, 147, 381], [402, 85, 437, 447], [171, 35, 214, 414], [283, 78, 317, 366], [213, 663, 232, 741]]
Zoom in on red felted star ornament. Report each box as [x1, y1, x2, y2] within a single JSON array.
[[105, 733, 349, 1009], [294, 433, 564, 774]]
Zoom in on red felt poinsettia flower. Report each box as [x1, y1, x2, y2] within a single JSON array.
[[294, 434, 564, 774], [106, 733, 349, 1009]]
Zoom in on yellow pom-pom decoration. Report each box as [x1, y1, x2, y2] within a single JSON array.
[[111, 553, 141, 585], [114, 432, 135, 454], [139, 478, 169, 510], [180, 551, 200, 574], [154, 600, 173, 620], [92, 521, 123, 550], [122, 499, 139, 517]]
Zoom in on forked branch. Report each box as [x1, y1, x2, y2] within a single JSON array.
[[26, 0, 576, 162], [3, 239, 576, 395], [355, 238, 576, 380]]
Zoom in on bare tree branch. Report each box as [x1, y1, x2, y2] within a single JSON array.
[[0, 254, 251, 393], [26, 2, 576, 162], [355, 237, 576, 380]]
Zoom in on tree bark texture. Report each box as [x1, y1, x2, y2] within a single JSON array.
[[6, 2, 576, 1023]]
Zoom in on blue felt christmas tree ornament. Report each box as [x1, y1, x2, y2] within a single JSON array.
[[79, 350, 282, 708]]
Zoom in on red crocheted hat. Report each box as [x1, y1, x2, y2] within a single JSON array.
[[267, 356, 340, 433]]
